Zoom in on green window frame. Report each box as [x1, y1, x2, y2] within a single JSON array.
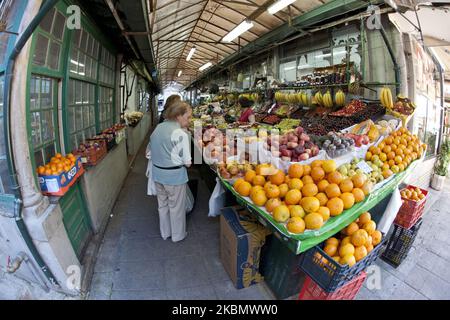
[[29, 75, 60, 167], [98, 86, 114, 130], [69, 27, 100, 81], [99, 46, 115, 87]]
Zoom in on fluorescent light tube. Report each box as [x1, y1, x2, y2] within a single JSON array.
[[199, 62, 212, 71], [268, 0, 296, 15], [222, 20, 254, 43], [186, 47, 196, 61], [284, 66, 296, 71], [178, 70, 182, 77]]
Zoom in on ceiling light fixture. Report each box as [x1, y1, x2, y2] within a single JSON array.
[[222, 19, 254, 43], [199, 62, 212, 71], [186, 47, 196, 61], [178, 70, 182, 77], [268, 0, 296, 15]]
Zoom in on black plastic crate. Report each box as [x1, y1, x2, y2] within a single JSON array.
[[300, 235, 386, 293], [381, 218, 423, 268]]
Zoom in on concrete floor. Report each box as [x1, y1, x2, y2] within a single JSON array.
[[87, 141, 450, 300]]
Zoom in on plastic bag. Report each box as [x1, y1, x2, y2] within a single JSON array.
[[377, 187, 403, 234], [208, 178, 226, 217], [146, 142, 157, 196], [186, 185, 194, 213]]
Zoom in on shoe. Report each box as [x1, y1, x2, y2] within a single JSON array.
[[172, 232, 188, 243]]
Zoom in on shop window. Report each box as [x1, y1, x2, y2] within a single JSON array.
[[32, 8, 66, 70], [67, 79, 96, 151], [98, 86, 114, 130], [413, 94, 442, 158], [70, 29, 99, 81], [279, 59, 296, 82], [99, 47, 115, 86], [29, 75, 58, 166], [0, 0, 21, 66]]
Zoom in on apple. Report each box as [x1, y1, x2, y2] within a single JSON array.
[[305, 149, 312, 156], [281, 156, 292, 162], [300, 133, 310, 142], [287, 142, 298, 149], [299, 153, 310, 161], [295, 127, 304, 136], [298, 140, 305, 147]]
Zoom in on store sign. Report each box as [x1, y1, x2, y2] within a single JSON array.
[[356, 160, 373, 174]]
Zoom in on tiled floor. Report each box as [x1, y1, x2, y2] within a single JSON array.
[[88, 139, 450, 300]]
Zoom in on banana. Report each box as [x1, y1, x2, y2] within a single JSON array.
[[301, 92, 308, 106], [322, 91, 332, 108], [380, 87, 393, 109], [335, 90, 346, 107], [315, 91, 323, 106]]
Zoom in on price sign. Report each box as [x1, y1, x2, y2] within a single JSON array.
[[356, 160, 373, 174]]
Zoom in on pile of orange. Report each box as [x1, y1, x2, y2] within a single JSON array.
[[365, 127, 426, 178], [233, 160, 372, 234], [401, 186, 425, 202], [320, 211, 383, 267], [36, 153, 77, 176]]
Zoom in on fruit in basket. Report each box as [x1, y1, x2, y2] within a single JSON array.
[[273, 205, 290, 223], [317, 206, 330, 222], [400, 186, 425, 201], [236, 181, 252, 197], [340, 193, 355, 210], [287, 217, 306, 234], [285, 189, 302, 205], [352, 188, 365, 203], [250, 189, 268, 206], [335, 90, 346, 107], [317, 180, 329, 193], [311, 167, 325, 182], [288, 163, 304, 178], [380, 87, 393, 109], [265, 198, 282, 213], [371, 230, 382, 246], [316, 192, 328, 206], [339, 179, 354, 193], [327, 197, 344, 216], [302, 183, 318, 197], [325, 183, 341, 198], [351, 229, 369, 247], [269, 170, 286, 185], [339, 243, 355, 257], [340, 254, 357, 267], [289, 205, 305, 218], [300, 197, 320, 213], [304, 212, 324, 230], [363, 221, 377, 235], [279, 184, 289, 198], [288, 178, 303, 190]]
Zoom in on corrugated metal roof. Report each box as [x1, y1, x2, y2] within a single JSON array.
[[151, 0, 329, 87]]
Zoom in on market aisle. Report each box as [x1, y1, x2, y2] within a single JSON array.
[[87, 140, 274, 300], [356, 180, 450, 300]]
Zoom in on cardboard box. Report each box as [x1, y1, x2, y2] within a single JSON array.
[[220, 206, 271, 289], [38, 157, 84, 196]]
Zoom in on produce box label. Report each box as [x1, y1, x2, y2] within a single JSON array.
[[356, 161, 373, 174]]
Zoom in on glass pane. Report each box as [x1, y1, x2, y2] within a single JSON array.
[[52, 12, 66, 40], [30, 77, 40, 110], [68, 107, 76, 133], [333, 46, 347, 65], [40, 78, 52, 109], [74, 80, 82, 105], [84, 105, 90, 128], [91, 61, 98, 79], [90, 85, 95, 104], [34, 150, 44, 168], [89, 106, 95, 127], [40, 8, 55, 34], [42, 110, 55, 142], [75, 107, 83, 130], [33, 34, 49, 66], [72, 29, 81, 48], [31, 112, 42, 145], [78, 53, 86, 76], [44, 144, 56, 163], [48, 41, 61, 70], [82, 82, 89, 104], [87, 34, 94, 56], [69, 48, 78, 74], [279, 60, 296, 82], [85, 57, 92, 78], [68, 80, 74, 105], [80, 30, 88, 53]]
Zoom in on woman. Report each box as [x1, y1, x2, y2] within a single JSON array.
[[149, 101, 192, 242], [238, 96, 255, 123], [159, 94, 181, 124]]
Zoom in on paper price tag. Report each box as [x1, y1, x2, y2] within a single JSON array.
[[356, 160, 373, 174]]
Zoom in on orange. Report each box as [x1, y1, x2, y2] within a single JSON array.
[[304, 212, 324, 230], [385, 137, 393, 145], [365, 151, 372, 161], [326, 237, 340, 247], [284, 175, 291, 184], [339, 179, 354, 193], [311, 160, 323, 168], [50, 157, 59, 163], [252, 175, 266, 186], [327, 197, 344, 216], [250, 189, 267, 206], [44, 169, 52, 176], [273, 205, 290, 223], [300, 197, 320, 213], [351, 229, 369, 247], [302, 175, 314, 185], [236, 181, 252, 197], [327, 171, 343, 185], [351, 174, 366, 188], [287, 217, 306, 234], [394, 156, 403, 165], [317, 206, 330, 221], [341, 236, 352, 246], [289, 205, 305, 218], [316, 192, 328, 206], [339, 243, 355, 257], [288, 163, 304, 179], [265, 184, 280, 199], [265, 198, 282, 213], [302, 183, 318, 197], [245, 170, 256, 183], [354, 246, 368, 262], [38, 166, 46, 175], [352, 188, 365, 203], [55, 153, 62, 159], [303, 165, 311, 176], [382, 145, 392, 154], [382, 169, 394, 179], [363, 221, 377, 235], [324, 244, 338, 257], [387, 151, 396, 160], [371, 230, 382, 245], [339, 192, 355, 210], [379, 153, 387, 162], [322, 160, 337, 173], [382, 163, 390, 171], [269, 170, 286, 186], [285, 189, 302, 205], [325, 183, 341, 198], [288, 178, 303, 190], [278, 184, 289, 198], [311, 167, 325, 182], [340, 254, 357, 267], [317, 180, 329, 192], [344, 222, 359, 236], [361, 181, 373, 196]]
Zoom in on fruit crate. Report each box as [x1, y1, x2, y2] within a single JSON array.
[[74, 140, 107, 166], [298, 271, 367, 300], [381, 218, 423, 268], [38, 157, 84, 197], [300, 235, 386, 293], [394, 185, 428, 229]]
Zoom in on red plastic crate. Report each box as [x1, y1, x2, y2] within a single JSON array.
[[298, 271, 367, 300], [394, 185, 428, 229]]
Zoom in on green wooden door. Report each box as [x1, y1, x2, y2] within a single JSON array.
[[59, 182, 92, 259]]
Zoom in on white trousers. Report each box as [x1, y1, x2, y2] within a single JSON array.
[[155, 182, 187, 242]]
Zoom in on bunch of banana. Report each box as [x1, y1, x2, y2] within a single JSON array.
[[275, 91, 286, 102], [296, 92, 303, 104], [335, 90, 346, 107], [380, 87, 393, 109], [314, 91, 323, 106], [288, 93, 297, 104], [301, 91, 309, 106], [322, 91, 333, 108]]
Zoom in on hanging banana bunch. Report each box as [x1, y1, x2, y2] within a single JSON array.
[[323, 91, 333, 108], [380, 87, 393, 109], [314, 91, 323, 106], [301, 91, 309, 106], [335, 90, 346, 107]]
